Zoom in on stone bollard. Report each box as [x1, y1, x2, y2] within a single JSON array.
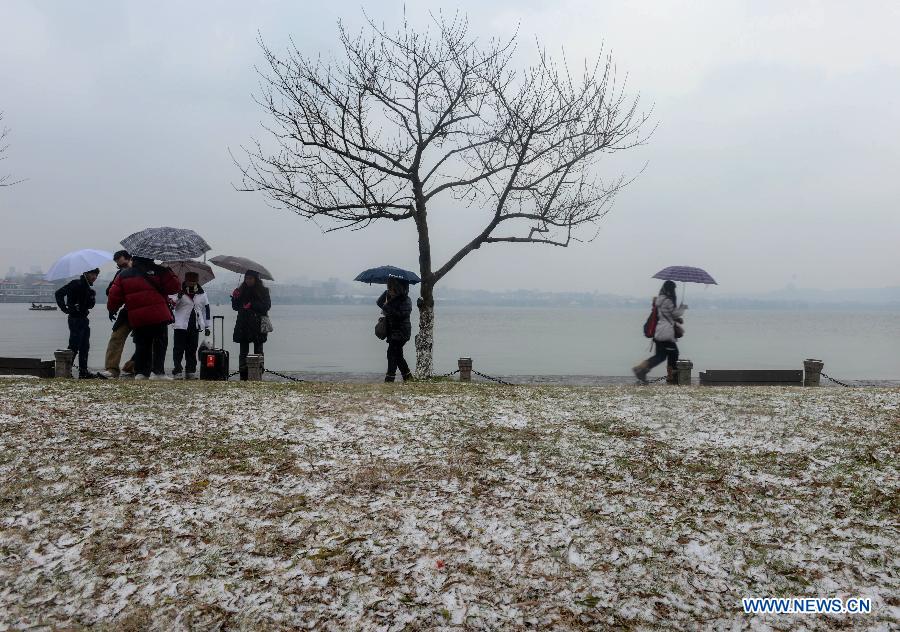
[[458, 357, 472, 382], [246, 354, 264, 381], [675, 359, 693, 385], [54, 349, 74, 379], [803, 359, 824, 387]]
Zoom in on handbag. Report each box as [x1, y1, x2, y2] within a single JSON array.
[[375, 316, 387, 340], [260, 314, 274, 334]]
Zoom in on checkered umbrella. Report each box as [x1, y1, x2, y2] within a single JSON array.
[[652, 266, 717, 285], [120, 227, 211, 260], [652, 265, 717, 304]]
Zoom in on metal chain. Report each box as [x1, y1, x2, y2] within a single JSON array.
[[206, 370, 862, 388], [472, 369, 515, 386], [263, 369, 305, 383], [819, 371, 856, 388]]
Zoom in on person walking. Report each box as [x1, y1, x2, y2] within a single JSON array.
[[54, 268, 101, 378], [633, 280, 687, 384], [107, 257, 180, 380], [377, 278, 413, 382], [171, 271, 210, 379], [99, 250, 134, 378], [231, 270, 271, 381]]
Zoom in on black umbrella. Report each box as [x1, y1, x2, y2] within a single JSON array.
[[354, 265, 421, 285]]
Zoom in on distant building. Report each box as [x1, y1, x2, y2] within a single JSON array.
[[0, 275, 59, 303]]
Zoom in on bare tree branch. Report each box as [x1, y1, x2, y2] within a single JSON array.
[[0, 112, 24, 187], [236, 12, 652, 374]]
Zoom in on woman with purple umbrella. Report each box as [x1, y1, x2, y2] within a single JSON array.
[[633, 280, 686, 384], [632, 266, 716, 384]]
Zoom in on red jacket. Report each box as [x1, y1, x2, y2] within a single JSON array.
[[107, 267, 181, 328]]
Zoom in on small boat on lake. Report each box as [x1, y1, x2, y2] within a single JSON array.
[[29, 303, 58, 311]]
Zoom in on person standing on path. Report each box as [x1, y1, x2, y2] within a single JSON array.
[[107, 257, 181, 380], [633, 280, 687, 384], [231, 270, 271, 381], [377, 278, 413, 382], [54, 268, 101, 378], [171, 271, 210, 379], [100, 250, 134, 378]]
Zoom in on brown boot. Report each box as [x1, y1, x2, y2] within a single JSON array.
[[632, 361, 650, 384], [666, 366, 675, 384]]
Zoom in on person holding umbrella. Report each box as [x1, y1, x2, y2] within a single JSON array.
[[633, 280, 686, 384], [377, 278, 414, 382], [231, 270, 271, 381], [54, 268, 101, 378], [45, 248, 114, 378], [171, 271, 211, 379], [107, 257, 181, 380], [354, 266, 420, 383], [112, 226, 212, 379]]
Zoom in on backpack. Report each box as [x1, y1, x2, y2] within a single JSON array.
[[643, 297, 658, 338]]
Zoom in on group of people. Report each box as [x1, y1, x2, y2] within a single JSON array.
[[54, 250, 272, 381], [55, 256, 680, 384]]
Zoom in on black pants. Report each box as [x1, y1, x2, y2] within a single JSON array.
[[386, 340, 411, 381], [646, 340, 679, 371], [239, 341, 264, 380], [67, 315, 90, 373], [133, 323, 169, 377], [173, 328, 200, 374]]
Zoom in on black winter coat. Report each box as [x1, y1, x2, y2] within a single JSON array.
[[55, 277, 96, 318], [377, 290, 412, 343], [231, 286, 271, 344]]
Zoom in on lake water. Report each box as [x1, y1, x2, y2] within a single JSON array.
[[1, 303, 898, 382]]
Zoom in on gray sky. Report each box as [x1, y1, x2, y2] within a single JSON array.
[[1, 0, 898, 296]]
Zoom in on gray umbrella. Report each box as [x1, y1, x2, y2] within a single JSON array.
[[161, 260, 216, 286], [121, 227, 211, 260], [209, 255, 274, 281]]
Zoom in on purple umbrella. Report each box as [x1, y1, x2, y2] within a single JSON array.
[[652, 266, 717, 304], [652, 266, 717, 285]]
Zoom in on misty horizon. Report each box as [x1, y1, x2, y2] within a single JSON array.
[[1, 1, 898, 299]]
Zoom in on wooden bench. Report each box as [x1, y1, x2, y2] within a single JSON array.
[[699, 369, 803, 386], [0, 357, 55, 378]]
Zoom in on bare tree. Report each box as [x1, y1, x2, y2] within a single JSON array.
[[237, 14, 651, 376], [0, 112, 22, 187]]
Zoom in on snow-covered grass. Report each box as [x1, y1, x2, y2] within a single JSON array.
[[0, 380, 897, 630]]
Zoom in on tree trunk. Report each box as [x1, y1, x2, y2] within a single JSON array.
[[414, 281, 435, 377], [412, 182, 435, 377]]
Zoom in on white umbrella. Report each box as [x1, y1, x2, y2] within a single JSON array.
[[161, 260, 216, 286], [45, 249, 113, 281]]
